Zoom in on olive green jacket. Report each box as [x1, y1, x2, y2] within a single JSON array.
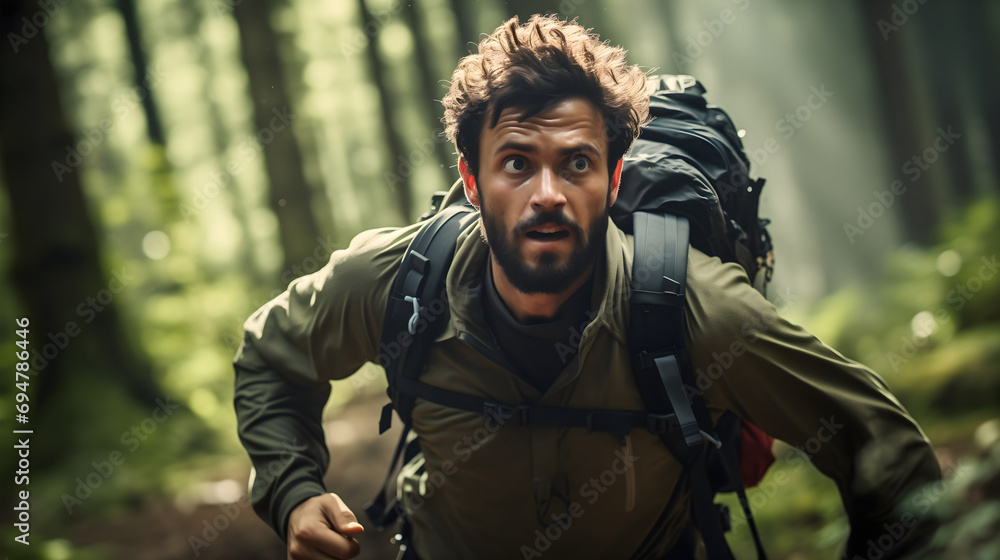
[[234, 194, 940, 559]]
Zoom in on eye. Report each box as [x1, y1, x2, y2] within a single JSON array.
[[503, 157, 528, 173], [569, 156, 590, 173]]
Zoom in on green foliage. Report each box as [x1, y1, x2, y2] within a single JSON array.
[[721, 450, 847, 559], [721, 198, 1000, 558], [910, 440, 1000, 559], [786, 198, 1000, 427], [0, 535, 112, 560], [7, 0, 996, 557]]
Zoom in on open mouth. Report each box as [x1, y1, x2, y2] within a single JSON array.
[[525, 227, 570, 242]]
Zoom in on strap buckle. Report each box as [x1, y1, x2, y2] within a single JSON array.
[[585, 412, 632, 440], [646, 413, 676, 434]]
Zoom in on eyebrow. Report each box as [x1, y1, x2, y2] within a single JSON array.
[[493, 142, 602, 158]]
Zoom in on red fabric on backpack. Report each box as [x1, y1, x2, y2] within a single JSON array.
[[740, 422, 775, 488]]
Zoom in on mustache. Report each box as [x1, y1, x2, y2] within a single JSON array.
[[512, 210, 584, 238]]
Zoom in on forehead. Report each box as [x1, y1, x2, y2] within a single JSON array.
[[480, 97, 608, 154]]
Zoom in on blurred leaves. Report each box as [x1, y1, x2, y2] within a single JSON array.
[[0, 0, 997, 558]]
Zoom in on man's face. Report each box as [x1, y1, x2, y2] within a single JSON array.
[[461, 96, 621, 294]]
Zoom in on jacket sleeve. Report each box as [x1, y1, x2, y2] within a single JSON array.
[[683, 248, 942, 559], [233, 224, 419, 540]]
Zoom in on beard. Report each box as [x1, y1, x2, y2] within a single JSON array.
[[479, 196, 608, 295]]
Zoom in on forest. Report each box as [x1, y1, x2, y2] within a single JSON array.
[[0, 0, 998, 558]]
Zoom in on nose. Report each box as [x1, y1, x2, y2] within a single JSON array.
[[529, 166, 567, 212]]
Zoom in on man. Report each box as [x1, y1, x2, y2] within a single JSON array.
[[234, 15, 942, 560]]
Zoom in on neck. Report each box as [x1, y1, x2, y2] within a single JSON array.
[[489, 256, 594, 322]]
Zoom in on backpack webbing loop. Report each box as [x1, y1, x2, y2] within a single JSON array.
[[380, 204, 477, 434]]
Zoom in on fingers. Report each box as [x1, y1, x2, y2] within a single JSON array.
[[321, 493, 365, 536], [287, 494, 364, 560]]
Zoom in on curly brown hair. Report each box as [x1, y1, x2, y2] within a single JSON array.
[[442, 14, 649, 177]]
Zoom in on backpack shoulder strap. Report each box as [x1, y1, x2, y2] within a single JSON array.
[[628, 211, 767, 560], [629, 212, 701, 447], [379, 204, 477, 432], [365, 204, 475, 531]]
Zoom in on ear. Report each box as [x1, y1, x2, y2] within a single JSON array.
[[609, 158, 623, 207], [459, 157, 480, 207]]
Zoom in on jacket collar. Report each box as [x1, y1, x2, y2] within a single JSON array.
[[446, 214, 631, 348]]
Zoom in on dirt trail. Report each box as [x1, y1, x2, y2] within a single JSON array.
[[70, 392, 403, 560]]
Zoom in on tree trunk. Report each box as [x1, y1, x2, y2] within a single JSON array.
[[183, 0, 265, 284], [911, 1, 980, 202], [116, 0, 165, 145], [957, 0, 1000, 195], [357, 0, 413, 221], [858, 0, 944, 245], [231, 0, 331, 275], [116, 0, 183, 224], [0, 0, 162, 409], [404, 1, 456, 178], [449, 0, 478, 56], [504, 0, 544, 21]]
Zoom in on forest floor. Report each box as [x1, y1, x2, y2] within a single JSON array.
[[61, 390, 993, 560], [68, 392, 402, 560]]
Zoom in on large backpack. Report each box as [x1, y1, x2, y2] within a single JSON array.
[[365, 75, 775, 560]]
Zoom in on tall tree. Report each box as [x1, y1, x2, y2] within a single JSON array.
[[858, 0, 946, 245], [0, 0, 163, 408], [116, 0, 185, 229], [957, 0, 1000, 195], [912, 2, 980, 202], [115, 0, 166, 145], [504, 0, 539, 21], [231, 0, 333, 276], [449, 0, 478, 57], [181, 0, 265, 284], [403, 0, 455, 178], [357, 0, 414, 221]]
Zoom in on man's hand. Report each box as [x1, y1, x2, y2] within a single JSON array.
[[287, 493, 365, 560]]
